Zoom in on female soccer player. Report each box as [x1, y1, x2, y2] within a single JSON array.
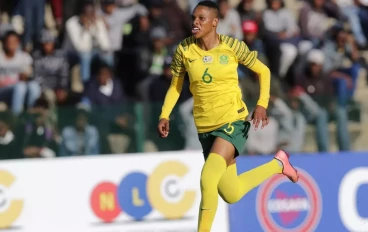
[[157, 1, 299, 231]]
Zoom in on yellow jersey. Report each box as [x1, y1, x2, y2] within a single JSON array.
[[160, 34, 270, 133]]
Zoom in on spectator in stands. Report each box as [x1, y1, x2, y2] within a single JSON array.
[[296, 49, 350, 151], [323, 26, 360, 106], [62, 0, 79, 24], [148, 27, 169, 76], [299, 0, 330, 51], [120, 9, 152, 92], [0, 1, 16, 18], [237, 0, 258, 22], [0, 24, 16, 45], [161, 0, 191, 48], [0, 31, 40, 115], [247, 90, 307, 154], [241, 20, 267, 64], [217, 0, 243, 40], [0, 111, 21, 159], [18, 98, 58, 158], [336, 0, 367, 48], [137, 43, 171, 102], [236, 0, 282, 75], [148, 1, 170, 36], [83, 63, 125, 105], [271, 95, 306, 153], [59, 103, 100, 156], [33, 30, 69, 108], [239, 66, 303, 153], [49, 0, 63, 31], [358, 1, 368, 46], [263, 0, 300, 78], [323, 0, 344, 19], [12, 0, 45, 51], [83, 63, 130, 154], [63, 1, 112, 82], [100, 0, 147, 67]]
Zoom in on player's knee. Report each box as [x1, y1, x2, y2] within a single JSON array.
[[200, 154, 226, 188], [219, 192, 240, 204]]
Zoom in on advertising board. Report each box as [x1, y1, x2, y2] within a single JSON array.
[[229, 152, 368, 232], [0, 152, 229, 232]]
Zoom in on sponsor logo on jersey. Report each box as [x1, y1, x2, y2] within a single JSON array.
[[256, 168, 322, 232]]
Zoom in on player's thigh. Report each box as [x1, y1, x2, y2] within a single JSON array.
[[210, 137, 236, 166]]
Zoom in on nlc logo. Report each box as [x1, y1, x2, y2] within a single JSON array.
[[0, 170, 23, 229], [90, 161, 196, 223]]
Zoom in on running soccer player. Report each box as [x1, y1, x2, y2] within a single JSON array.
[[157, 1, 299, 231]]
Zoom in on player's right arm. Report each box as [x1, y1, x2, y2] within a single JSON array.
[[158, 44, 186, 138]]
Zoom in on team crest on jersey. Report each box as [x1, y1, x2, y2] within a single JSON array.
[[202, 56, 213, 63], [219, 55, 229, 64], [256, 168, 322, 232]]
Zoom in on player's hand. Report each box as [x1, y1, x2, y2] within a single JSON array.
[[157, 118, 170, 138], [251, 105, 269, 130]]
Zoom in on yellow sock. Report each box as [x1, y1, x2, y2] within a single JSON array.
[[218, 159, 282, 204], [198, 153, 227, 232]]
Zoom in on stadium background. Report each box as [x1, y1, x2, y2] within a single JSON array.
[[0, 0, 367, 231]]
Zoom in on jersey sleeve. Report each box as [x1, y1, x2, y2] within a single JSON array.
[[227, 37, 270, 108], [159, 44, 186, 120], [234, 40, 258, 68], [171, 44, 186, 77], [248, 59, 271, 109]]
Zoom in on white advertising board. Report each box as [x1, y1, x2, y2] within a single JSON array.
[[0, 151, 229, 232]]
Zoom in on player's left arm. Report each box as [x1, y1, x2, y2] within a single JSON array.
[[236, 40, 271, 129]]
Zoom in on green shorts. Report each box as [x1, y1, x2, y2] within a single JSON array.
[[198, 120, 251, 160]]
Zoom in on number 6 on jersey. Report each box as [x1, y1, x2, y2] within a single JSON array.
[[202, 68, 212, 83]]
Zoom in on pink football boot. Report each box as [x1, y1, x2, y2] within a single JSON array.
[[274, 150, 299, 183]]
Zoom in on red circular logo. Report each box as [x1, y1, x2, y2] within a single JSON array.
[[90, 182, 121, 222], [256, 168, 322, 232]]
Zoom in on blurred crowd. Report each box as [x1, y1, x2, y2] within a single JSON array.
[[0, 0, 367, 159]]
